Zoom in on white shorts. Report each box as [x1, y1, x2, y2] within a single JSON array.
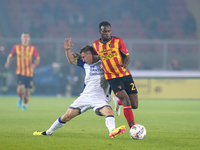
[[69, 94, 112, 116]]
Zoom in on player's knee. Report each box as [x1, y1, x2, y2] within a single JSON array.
[[120, 98, 131, 106], [61, 115, 71, 122]]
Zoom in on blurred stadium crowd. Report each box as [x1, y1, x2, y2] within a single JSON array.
[[0, 0, 200, 96], [0, 0, 198, 39]]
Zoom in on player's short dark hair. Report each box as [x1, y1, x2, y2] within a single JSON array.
[[79, 45, 97, 55], [22, 32, 30, 35], [99, 21, 111, 30]]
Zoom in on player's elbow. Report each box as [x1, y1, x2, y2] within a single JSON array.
[[68, 59, 76, 65]]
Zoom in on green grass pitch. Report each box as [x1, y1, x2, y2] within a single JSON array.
[[0, 96, 199, 150]]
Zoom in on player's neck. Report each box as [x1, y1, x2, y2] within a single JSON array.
[[100, 37, 111, 43], [21, 43, 29, 47]]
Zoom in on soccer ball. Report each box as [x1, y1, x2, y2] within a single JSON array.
[[130, 124, 146, 140]]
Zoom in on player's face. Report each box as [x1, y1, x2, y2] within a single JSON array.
[[99, 25, 111, 41], [81, 51, 93, 64], [21, 33, 30, 46]]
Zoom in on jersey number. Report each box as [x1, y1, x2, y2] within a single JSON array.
[[130, 83, 135, 91]]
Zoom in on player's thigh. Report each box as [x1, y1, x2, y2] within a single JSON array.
[[17, 74, 24, 85], [69, 95, 92, 114], [117, 90, 131, 106], [99, 106, 114, 116], [62, 108, 80, 122], [93, 96, 113, 116], [17, 84, 25, 91], [122, 75, 138, 95], [107, 77, 126, 95], [24, 76, 33, 89]]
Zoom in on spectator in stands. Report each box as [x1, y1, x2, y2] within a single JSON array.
[[52, 62, 64, 98], [167, 59, 181, 70], [132, 60, 143, 70], [65, 67, 80, 97], [0, 45, 8, 94]]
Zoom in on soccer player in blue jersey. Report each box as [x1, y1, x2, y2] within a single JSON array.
[[33, 38, 126, 138]]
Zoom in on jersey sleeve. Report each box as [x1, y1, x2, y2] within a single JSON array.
[[76, 59, 85, 68], [119, 38, 129, 56], [33, 46, 40, 59], [9, 45, 17, 57], [92, 41, 98, 53]]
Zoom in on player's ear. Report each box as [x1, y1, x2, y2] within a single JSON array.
[[99, 30, 101, 34], [89, 51, 92, 55]]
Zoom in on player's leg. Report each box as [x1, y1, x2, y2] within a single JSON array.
[[112, 96, 121, 116], [16, 84, 25, 108], [22, 88, 30, 111], [16, 75, 24, 97], [45, 108, 79, 135], [123, 76, 138, 109], [122, 75, 138, 127], [17, 84, 25, 97], [33, 108, 79, 136], [116, 90, 135, 128], [21, 77, 33, 110], [98, 106, 126, 138], [108, 77, 136, 129], [33, 95, 89, 136], [45, 94, 90, 134], [99, 106, 115, 133], [129, 93, 138, 109], [61, 108, 80, 122]]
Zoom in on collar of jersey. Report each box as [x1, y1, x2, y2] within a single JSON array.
[[99, 36, 112, 44]]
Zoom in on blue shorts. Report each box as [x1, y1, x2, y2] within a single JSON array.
[[17, 75, 33, 88], [107, 75, 138, 95]]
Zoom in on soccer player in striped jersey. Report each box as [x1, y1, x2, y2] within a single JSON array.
[[93, 21, 138, 129], [5, 32, 40, 111], [33, 38, 126, 138]]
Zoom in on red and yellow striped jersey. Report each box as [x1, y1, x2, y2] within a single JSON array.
[[93, 37, 131, 79], [9, 44, 40, 77]]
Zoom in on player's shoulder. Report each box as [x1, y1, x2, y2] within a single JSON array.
[[112, 36, 123, 40], [30, 44, 39, 51], [77, 59, 86, 67], [12, 44, 20, 50], [93, 38, 100, 43], [29, 44, 37, 48], [14, 43, 21, 47]]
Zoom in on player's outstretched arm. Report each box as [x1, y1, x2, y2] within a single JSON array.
[[63, 38, 76, 65], [4, 55, 13, 69]]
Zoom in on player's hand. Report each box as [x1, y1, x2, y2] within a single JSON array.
[[4, 62, 10, 69], [31, 64, 36, 70], [118, 63, 128, 73], [63, 38, 74, 50]]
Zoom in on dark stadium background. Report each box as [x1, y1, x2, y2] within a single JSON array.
[[0, 0, 200, 96]]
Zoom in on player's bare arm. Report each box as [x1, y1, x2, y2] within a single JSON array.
[[63, 38, 76, 64], [4, 55, 13, 68], [123, 55, 130, 69], [118, 55, 130, 73], [31, 58, 40, 70]]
